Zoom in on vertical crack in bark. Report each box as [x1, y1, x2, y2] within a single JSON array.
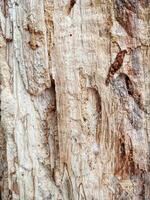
[[46, 76, 61, 187], [93, 88, 102, 145], [124, 75, 134, 96], [50, 77, 60, 171]]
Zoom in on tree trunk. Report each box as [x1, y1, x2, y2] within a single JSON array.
[[0, 0, 150, 199]]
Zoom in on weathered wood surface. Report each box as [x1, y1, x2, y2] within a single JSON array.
[[0, 0, 150, 199]]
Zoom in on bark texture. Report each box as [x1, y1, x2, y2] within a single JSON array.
[[0, 0, 150, 199]]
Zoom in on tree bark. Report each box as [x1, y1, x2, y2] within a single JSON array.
[[0, 0, 150, 199]]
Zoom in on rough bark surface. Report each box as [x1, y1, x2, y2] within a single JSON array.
[[0, 0, 150, 199]]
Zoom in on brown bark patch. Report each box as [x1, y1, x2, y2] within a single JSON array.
[[105, 50, 127, 85], [115, 133, 136, 179]]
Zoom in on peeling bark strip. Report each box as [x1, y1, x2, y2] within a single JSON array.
[[105, 50, 127, 85], [66, 0, 76, 15]]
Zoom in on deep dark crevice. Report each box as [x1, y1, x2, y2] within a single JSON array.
[[50, 76, 59, 169], [93, 88, 101, 113], [120, 141, 126, 157], [66, 0, 76, 15], [95, 89, 102, 144], [124, 74, 134, 96], [69, 0, 76, 9], [50, 75, 56, 110], [45, 75, 60, 181]]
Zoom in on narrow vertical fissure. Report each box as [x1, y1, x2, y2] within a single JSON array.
[[94, 89, 102, 145], [51, 77, 60, 170], [84, 87, 102, 148], [47, 76, 61, 186]]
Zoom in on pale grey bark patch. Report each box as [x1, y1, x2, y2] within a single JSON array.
[[112, 73, 145, 129]]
